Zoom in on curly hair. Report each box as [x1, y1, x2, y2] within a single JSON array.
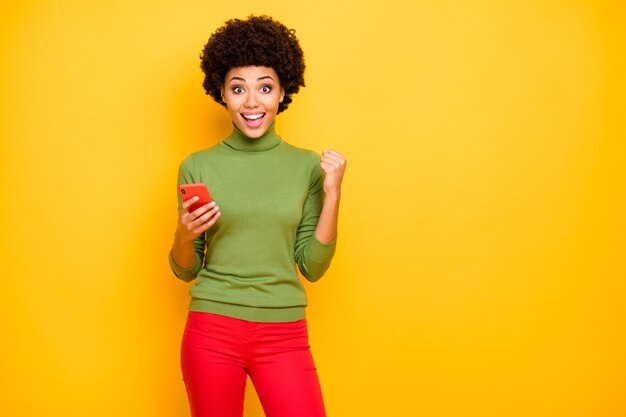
[[200, 15, 306, 114]]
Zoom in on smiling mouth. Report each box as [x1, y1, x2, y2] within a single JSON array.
[[241, 113, 265, 121]]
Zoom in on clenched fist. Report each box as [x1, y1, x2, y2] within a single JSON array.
[[320, 149, 347, 197]]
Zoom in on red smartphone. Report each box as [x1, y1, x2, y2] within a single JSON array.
[[178, 183, 214, 214]]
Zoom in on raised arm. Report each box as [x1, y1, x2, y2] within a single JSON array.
[[314, 149, 347, 244], [294, 150, 347, 282]]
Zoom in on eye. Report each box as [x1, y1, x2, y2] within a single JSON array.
[[232, 86, 244, 94], [260, 85, 272, 93]]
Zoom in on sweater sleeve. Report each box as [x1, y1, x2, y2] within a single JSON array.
[[294, 156, 337, 282], [168, 156, 206, 282]]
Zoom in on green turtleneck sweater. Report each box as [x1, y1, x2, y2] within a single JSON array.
[[169, 122, 336, 322]]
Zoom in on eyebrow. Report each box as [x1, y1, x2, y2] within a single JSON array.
[[228, 75, 276, 83]]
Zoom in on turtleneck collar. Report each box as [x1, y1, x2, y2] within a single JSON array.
[[222, 121, 282, 152]]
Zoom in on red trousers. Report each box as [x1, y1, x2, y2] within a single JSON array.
[[180, 311, 327, 417]]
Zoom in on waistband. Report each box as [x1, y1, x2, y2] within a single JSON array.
[[189, 298, 306, 323]]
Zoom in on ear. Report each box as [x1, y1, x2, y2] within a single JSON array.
[[279, 88, 285, 103], [220, 87, 226, 104]]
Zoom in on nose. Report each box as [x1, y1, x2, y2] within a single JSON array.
[[244, 91, 259, 108]]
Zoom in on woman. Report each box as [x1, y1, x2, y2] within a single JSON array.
[[169, 15, 346, 417]]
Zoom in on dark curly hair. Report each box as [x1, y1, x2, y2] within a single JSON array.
[[200, 15, 305, 114]]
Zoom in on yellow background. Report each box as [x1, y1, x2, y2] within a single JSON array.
[[1, 1, 624, 416]]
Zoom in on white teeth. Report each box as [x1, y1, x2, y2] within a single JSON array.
[[243, 114, 264, 120]]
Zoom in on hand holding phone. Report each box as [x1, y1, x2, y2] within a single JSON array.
[[174, 182, 221, 249]]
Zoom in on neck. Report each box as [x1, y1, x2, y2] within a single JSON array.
[[223, 121, 282, 152]]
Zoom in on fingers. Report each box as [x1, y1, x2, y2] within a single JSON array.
[[179, 199, 221, 238], [191, 208, 221, 234], [181, 199, 216, 220], [190, 203, 220, 227], [181, 196, 199, 210], [320, 161, 341, 172], [321, 150, 347, 165], [322, 149, 344, 158], [321, 149, 347, 172]]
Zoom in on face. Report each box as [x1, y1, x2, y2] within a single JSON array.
[[221, 66, 285, 138]]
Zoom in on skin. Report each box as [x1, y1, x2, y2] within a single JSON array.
[[171, 65, 346, 268]]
